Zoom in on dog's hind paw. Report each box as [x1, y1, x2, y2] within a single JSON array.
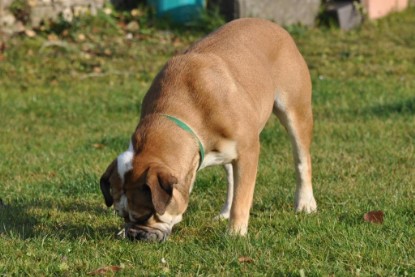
[[213, 213, 229, 221], [213, 201, 232, 221], [295, 191, 317, 213], [213, 210, 230, 221]]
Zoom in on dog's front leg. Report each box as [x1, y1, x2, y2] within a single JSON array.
[[228, 140, 260, 236], [214, 164, 234, 220]]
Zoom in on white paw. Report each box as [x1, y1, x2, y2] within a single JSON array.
[[213, 210, 230, 221], [295, 190, 317, 213]]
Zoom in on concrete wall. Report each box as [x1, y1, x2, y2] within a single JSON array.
[[209, 0, 321, 26]]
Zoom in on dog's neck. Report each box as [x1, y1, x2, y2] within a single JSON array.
[[132, 115, 201, 184], [160, 113, 205, 169]]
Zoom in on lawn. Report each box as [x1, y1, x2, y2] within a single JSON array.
[[0, 7, 414, 276]]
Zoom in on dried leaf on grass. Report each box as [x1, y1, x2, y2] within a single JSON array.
[[48, 34, 59, 42], [103, 49, 112, 56], [78, 34, 86, 42], [363, 210, 384, 224], [92, 143, 105, 149], [87, 265, 122, 275], [25, 29, 36, 38], [131, 9, 144, 17], [93, 67, 102, 74], [238, 256, 254, 263]]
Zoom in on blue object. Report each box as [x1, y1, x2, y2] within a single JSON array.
[[148, 0, 206, 24]]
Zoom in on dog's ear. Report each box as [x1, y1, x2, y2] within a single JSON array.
[[100, 159, 117, 207], [146, 167, 178, 215]]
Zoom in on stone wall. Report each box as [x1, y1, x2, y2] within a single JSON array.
[[1, 0, 322, 35], [238, 0, 321, 26], [0, 0, 104, 35], [2, 0, 414, 36]]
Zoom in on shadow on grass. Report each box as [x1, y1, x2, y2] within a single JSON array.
[[0, 197, 119, 240], [0, 200, 38, 239], [364, 97, 415, 117], [338, 212, 363, 226]]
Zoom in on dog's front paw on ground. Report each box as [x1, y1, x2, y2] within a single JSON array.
[[295, 192, 317, 213], [228, 222, 248, 236]]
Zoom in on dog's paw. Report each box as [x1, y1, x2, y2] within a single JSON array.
[[213, 202, 232, 221], [213, 211, 230, 221], [295, 190, 317, 213], [228, 223, 248, 236]]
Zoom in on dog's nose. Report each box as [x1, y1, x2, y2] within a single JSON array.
[[125, 225, 167, 242]]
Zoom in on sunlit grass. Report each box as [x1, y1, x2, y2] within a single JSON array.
[[1, 7, 414, 275]]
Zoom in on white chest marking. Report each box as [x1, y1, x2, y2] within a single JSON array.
[[199, 140, 237, 170]]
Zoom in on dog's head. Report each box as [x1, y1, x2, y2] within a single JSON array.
[[100, 144, 189, 242]]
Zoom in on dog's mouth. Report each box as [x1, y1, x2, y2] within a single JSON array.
[[125, 223, 170, 242], [120, 210, 181, 242]]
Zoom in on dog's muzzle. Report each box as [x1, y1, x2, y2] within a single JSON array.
[[125, 223, 170, 242]]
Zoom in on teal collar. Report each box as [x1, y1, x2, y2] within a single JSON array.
[[162, 114, 205, 169]]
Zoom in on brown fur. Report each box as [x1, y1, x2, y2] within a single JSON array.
[[100, 18, 316, 241]]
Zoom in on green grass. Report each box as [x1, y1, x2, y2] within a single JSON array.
[[1, 7, 415, 276]]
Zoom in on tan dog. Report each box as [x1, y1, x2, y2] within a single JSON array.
[[100, 18, 316, 242]]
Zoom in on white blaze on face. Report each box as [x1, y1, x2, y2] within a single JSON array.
[[117, 141, 134, 183], [115, 141, 134, 216]]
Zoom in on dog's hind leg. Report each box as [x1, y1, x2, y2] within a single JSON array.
[[214, 163, 234, 220], [273, 93, 317, 213]]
